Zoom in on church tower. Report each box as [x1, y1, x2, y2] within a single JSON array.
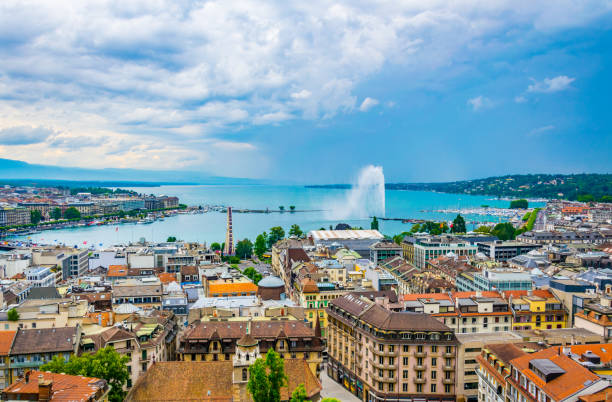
[[224, 206, 235, 256], [232, 320, 260, 400]]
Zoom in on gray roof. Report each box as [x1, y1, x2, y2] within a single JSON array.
[[258, 276, 284, 288], [27, 287, 61, 300]]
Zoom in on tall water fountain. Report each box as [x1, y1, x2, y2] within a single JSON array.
[[326, 165, 386, 220]]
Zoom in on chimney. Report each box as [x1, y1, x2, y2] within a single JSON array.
[[25, 371, 30, 384], [38, 374, 53, 402]]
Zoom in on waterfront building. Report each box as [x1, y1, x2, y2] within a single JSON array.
[[178, 318, 323, 379], [224, 206, 235, 256], [8, 326, 80, 380], [0, 251, 31, 279], [326, 293, 458, 402], [508, 290, 568, 331], [457, 269, 532, 292], [476, 343, 526, 402], [0, 207, 30, 227], [2, 370, 109, 401], [88, 249, 127, 270], [369, 240, 403, 265], [476, 240, 540, 262], [31, 247, 89, 279], [517, 230, 607, 245], [505, 347, 608, 402], [17, 202, 51, 219], [307, 229, 384, 258], [64, 201, 94, 216]]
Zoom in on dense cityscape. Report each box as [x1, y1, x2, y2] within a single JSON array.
[[0, 180, 610, 401]]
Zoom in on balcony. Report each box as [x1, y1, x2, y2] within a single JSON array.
[[443, 378, 454, 385], [444, 352, 454, 358], [370, 359, 396, 370], [371, 371, 396, 383], [443, 365, 455, 371], [414, 364, 427, 371], [413, 377, 426, 384], [369, 346, 398, 357], [413, 351, 427, 358]]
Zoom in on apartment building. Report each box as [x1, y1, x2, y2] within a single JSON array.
[[477, 241, 540, 262], [112, 278, 163, 310], [24, 267, 55, 287], [206, 276, 258, 298], [574, 297, 612, 339], [476, 343, 527, 402], [369, 240, 403, 265], [410, 235, 477, 269], [0, 331, 16, 390], [178, 318, 323, 379], [0, 207, 30, 227], [327, 294, 458, 402], [508, 290, 568, 330], [457, 269, 532, 292], [31, 247, 88, 279], [505, 347, 608, 402]]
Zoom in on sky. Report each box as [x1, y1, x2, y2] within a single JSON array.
[[0, 1, 611, 183]]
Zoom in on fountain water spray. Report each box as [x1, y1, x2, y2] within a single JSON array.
[[326, 165, 386, 220]]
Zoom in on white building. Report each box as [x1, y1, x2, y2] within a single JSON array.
[[89, 249, 127, 270], [25, 266, 56, 287]]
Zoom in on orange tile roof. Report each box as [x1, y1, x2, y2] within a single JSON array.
[[503, 289, 554, 299], [0, 331, 16, 356], [107, 265, 128, 277], [452, 291, 502, 299], [567, 343, 612, 364], [510, 347, 600, 401], [157, 272, 177, 284], [402, 293, 451, 301], [3, 370, 108, 400], [209, 281, 258, 295], [86, 311, 114, 327]]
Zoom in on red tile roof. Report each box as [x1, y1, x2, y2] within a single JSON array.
[[3, 370, 108, 401], [0, 331, 16, 356]]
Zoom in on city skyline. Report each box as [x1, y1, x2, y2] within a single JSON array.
[[0, 1, 610, 183]]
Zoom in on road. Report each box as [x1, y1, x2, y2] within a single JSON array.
[[320, 371, 360, 401]]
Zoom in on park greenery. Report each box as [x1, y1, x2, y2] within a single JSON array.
[[236, 238, 254, 259], [254, 233, 267, 258], [211, 242, 221, 251], [267, 226, 285, 249], [69, 187, 138, 196], [243, 266, 263, 284], [509, 199, 528, 209], [166, 236, 177, 242], [40, 346, 130, 402], [248, 350, 287, 402], [289, 224, 303, 238], [451, 214, 466, 233]]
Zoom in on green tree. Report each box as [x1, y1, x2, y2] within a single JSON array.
[[243, 267, 263, 284], [166, 236, 177, 242], [7, 308, 19, 321], [290, 383, 308, 402], [40, 346, 129, 402], [248, 350, 287, 402], [64, 207, 81, 220], [491, 222, 516, 241], [254, 233, 267, 258], [393, 232, 410, 245], [236, 239, 254, 259], [289, 224, 303, 238], [577, 194, 595, 203], [289, 205, 296, 212], [451, 214, 466, 233], [409, 223, 422, 234], [474, 225, 492, 233], [30, 210, 42, 225], [267, 226, 285, 249], [211, 242, 221, 252], [322, 399, 341, 402], [370, 216, 379, 230], [509, 199, 528, 209], [51, 207, 62, 220], [118, 210, 126, 219]]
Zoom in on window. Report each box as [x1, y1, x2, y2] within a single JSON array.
[[431, 371, 437, 379], [416, 384, 423, 393], [431, 357, 437, 366], [403, 357, 409, 365], [445, 384, 451, 393], [431, 384, 436, 393], [446, 346, 452, 353], [242, 368, 248, 381], [388, 383, 394, 392], [431, 346, 437, 353], [379, 344, 384, 351], [141, 363, 147, 372], [403, 383, 408, 392], [403, 345, 409, 352], [403, 370, 408, 379], [378, 382, 384, 391], [417, 345, 423, 353]]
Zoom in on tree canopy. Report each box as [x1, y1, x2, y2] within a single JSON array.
[[236, 238, 254, 259], [51, 207, 62, 220], [509, 199, 529, 209], [40, 346, 130, 402], [254, 233, 267, 258], [64, 207, 81, 220], [166, 236, 177, 242], [370, 216, 379, 230], [210, 242, 221, 251], [491, 222, 516, 241], [267, 226, 285, 249], [289, 224, 303, 238], [243, 267, 263, 284], [30, 210, 42, 225], [248, 349, 287, 402], [451, 214, 466, 233], [7, 308, 18, 321], [290, 384, 308, 402]]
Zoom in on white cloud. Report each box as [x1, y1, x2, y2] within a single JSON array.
[[528, 125, 555, 136], [0, 1, 605, 174], [0, 126, 55, 145], [467, 96, 493, 111], [514, 96, 527, 103], [527, 75, 575, 93], [291, 90, 312, 100], [359, 97, 379, 112]]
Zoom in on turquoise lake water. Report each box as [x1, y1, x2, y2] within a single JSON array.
[[17, 185, 544, 248]]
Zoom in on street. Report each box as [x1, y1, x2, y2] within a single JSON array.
[[320, 371, 360, 401]]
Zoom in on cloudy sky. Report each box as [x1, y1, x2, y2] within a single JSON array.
[[0, 1, 611, 183]]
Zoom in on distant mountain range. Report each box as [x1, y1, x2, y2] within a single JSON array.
[[0, 158, 259, 187], [307, 173, 612, 201]]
